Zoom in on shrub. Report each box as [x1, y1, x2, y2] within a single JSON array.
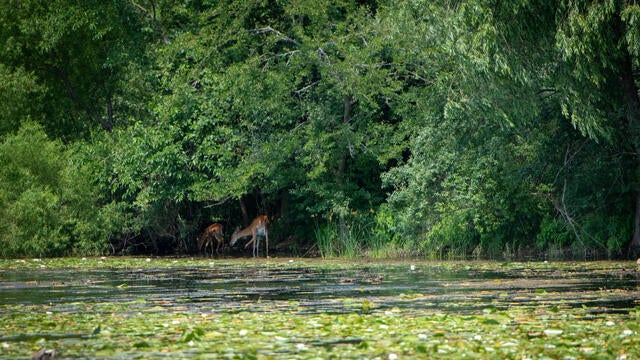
[[0, 122, 111, 257], [423, 211, 479, 259]]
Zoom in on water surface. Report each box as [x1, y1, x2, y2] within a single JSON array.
[[2, 259, 638, 316]]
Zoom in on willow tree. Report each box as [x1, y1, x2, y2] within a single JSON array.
[[376, 0, 559, 256], [374, 0, 637, 258], [555, 1, 640, 254]]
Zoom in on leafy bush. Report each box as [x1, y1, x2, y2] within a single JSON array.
[[423, 211, 479, 259], [536, 215, 572, 248], [0, 123, 111, 257], [535, 213, 630, 259], [581, 214, 631, 257]]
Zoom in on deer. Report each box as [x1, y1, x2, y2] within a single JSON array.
[[197, 223, 224, 257], [229, 215, 269, 257]]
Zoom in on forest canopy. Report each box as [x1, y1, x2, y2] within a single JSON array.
[[1, 0, 639, 259]]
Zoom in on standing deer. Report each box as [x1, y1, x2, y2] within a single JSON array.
[[229, 215, 269, 257], [197, 223, 224, 257]]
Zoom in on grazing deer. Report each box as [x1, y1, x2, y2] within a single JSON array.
[[197, 223, 224, 256], [229, 215, 269, 257]]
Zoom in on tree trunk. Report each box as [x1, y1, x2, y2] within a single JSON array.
[[101, 81, 114, 132], [239, 197, 249, 226], [631, 195, 640, 257], [336, 95, 353, 245], [620, 53, 640, 257], [336, 94, 353, 187]]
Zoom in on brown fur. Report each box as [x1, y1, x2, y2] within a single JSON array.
[[197, 223, 224, 256], [229, 215, 269, 257]]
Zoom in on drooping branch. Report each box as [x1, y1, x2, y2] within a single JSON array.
[[543, 143, 607, 256], [203, 195, 232, 208]]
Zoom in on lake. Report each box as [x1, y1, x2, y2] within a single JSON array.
[[1, 258, 639, 358]]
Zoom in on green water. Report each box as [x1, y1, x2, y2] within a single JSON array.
[[1, 258, 639, 358]]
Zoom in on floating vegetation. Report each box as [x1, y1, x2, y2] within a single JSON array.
[[1, 258, 639, 358]]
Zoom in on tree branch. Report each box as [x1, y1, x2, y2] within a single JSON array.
[[131, 0, 168, 44], [250, 26, 300, 46]]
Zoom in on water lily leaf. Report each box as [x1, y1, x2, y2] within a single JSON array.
[[543, 329, 563, 337], [180, 327, 205, 343], [133, 341, 150, 348]]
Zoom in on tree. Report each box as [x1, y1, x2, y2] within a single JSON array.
[[0, 0, 149, 138], [373, 0, 554, 256], [126, 0, 401, 250], [554, 1, 640, 255], [0, 123, 111, 257]]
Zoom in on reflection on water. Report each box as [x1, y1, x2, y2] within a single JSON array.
[[1, 261, 639, 317]]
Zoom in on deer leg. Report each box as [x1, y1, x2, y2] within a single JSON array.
[[253, 236, 260, 256], [216, 234, 223, 255], [252, 235, 257, 257]]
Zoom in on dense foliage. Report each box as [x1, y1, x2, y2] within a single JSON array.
[[1, 0, 638, 259]]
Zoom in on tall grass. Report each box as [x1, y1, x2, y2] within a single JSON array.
[[314, 217, 365, 258], [314, 220, 338, 258]]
